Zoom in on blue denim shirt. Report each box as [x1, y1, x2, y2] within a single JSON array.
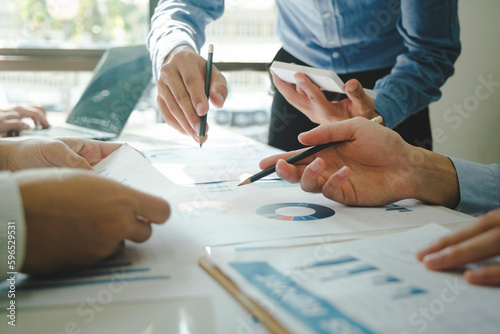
[[149, 0, 461, 129], [449, 157, 500, 217]]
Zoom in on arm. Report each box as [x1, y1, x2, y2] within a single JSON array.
[[0, 138, 122, 171], [449, 157, 500, 216], [0, 111, 29, 136], [148, 0, 227, 141], [373, 0, 461, 128], [259, 117, 461, 208], [0, 172, 26, 280], [270, 1, 460, 128], [148, 0, 224, 81], [14, 168, 170, 275], [0, 105, 50, 137], [417, 208, 500, 286]]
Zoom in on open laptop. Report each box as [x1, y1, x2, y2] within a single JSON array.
[[22, 44, 152, 140]]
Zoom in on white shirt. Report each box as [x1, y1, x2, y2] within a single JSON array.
[[0, 171, 26, 280]]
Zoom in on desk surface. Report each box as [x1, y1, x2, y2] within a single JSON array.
[[0, 122, 473, 334]]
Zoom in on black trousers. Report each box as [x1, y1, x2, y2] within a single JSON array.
[[267, 48, 432, 151]]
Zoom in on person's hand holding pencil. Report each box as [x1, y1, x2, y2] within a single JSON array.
[[253, 116, 432, 207], [155, 44, 227, 143]]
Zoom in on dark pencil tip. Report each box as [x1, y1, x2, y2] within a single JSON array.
[[238, 179, 251, 187]]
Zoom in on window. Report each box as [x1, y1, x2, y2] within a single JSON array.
[[1, 0, 149, 48], [203, 1, 280, 142], [0, 0, 154, 126], [0, 0, 280, 141]]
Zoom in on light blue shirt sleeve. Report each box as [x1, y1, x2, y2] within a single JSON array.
[[1, 172, 26, 280], [148, 0, 224, 81], [449, 157, 500, 217], [373, 0, 461, 128]]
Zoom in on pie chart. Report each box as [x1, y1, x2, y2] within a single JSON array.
[[256, 203, 335, 221]]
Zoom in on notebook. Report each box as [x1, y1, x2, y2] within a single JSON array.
[[21, 44, 152, 140]]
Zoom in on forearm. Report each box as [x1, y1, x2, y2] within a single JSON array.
[[412, 148, 460, 209], [374, 0, 460, 128], [147, 0, 224, 80], [449, 158, 500, 216]]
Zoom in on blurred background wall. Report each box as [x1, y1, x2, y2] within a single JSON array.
[[431, 0, 500, 164]]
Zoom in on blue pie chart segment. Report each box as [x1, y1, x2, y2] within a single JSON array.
[[256, 203, 335, 221]]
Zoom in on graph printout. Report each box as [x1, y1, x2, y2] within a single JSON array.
[[208, 224, 500, 334]]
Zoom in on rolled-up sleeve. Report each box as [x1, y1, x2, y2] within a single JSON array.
[[148, 0, 224, 81], [0, 172, 26, 279], [449, 157, 500, 216], [374, 0, 461, 129]]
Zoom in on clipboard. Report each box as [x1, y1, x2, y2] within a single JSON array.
[[199, 256, 290, 334]]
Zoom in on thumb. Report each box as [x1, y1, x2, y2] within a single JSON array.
[[64, 152, 93, 170], [209, 69, 227, 109], [322, 166, 351, 204], [298, 118, 364, 146], [46, 142, 92, 170], [344, 79, 373, 107]]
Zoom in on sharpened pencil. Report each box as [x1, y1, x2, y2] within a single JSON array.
[[238, 115, 383, 186], [199, 44, 214, 147]]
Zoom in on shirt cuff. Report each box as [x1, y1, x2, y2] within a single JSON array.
[[149, 30, 199, 82], [373, 91, 405, 129], [449, 157, 500, 216], [0, 172, 26, 276]]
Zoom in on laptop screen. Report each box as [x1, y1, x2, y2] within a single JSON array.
[[66, 45, 152, 134]]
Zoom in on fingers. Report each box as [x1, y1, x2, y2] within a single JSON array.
[[275, 159, 304, 184], [299, 157, 327, 192], [13, 105, 50, 128], [126, 218, 154, 243], [98, 142, 123, 158], [132, 190, 170, 225], [124, 190, 170, 243], [321, 166, 351, 202], [298, 117, 367, 146], [259, 150, 298, 170], [59, 138, 123, 165], [271, 71, 310, 111], [158, 71, 200, 139], [45, 141, 92, 170], [344, 79, 375, 118], [416, 212, 500, 261], [294, 73, 332, 110], [421, 226, 500, 271], [0, 111, 21, 120], [157, 46, 227, 143], [208, 68, 228, 109], [465, 264, 500, 286], [0, 119, 29, 135]]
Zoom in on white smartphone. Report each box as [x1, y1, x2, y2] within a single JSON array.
[[270, 61, 377, 99]]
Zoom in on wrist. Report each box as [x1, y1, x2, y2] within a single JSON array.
[[412, 148, 460, 208], [164, 44, 196, 64]]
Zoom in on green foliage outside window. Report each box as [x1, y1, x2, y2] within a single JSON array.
[[15, 0, 147, 44]]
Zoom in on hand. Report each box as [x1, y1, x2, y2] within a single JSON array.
[[417, 209, 500, 286], [271, 70, 379, 124], [0, 104, 50, 136], [0, 138, 122, 171], [15, 168, 170, 275], [157, 45, 228, 142], [259, 117, 460, 208]]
